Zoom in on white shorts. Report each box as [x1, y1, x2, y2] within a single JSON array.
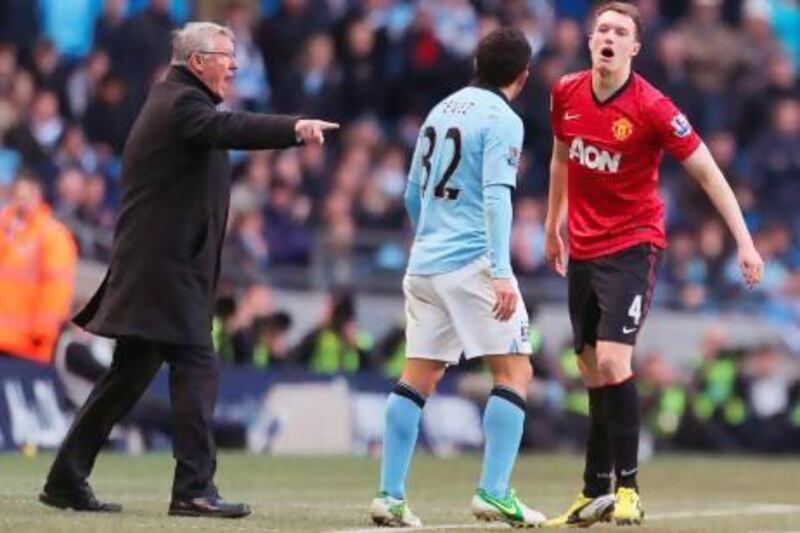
[[404, 255, 532, 364]]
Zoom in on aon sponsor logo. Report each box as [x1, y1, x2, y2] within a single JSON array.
[[569, 137, 621, 173]]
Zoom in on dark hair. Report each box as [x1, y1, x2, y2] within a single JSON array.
[[592, 1, 644, 42], [329, 289, 356, 331], [214, 295, 237, 319], [474, 27, 532, 88], [254, 311, 292, 335]]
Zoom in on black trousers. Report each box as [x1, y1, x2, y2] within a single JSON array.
[[45, 337, 220, 500], [125, 396, 247, 449]]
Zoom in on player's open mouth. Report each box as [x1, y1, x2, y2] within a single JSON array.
[[601, 47, 614, 58]]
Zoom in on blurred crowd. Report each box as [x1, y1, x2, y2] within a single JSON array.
[[524, 324, 800, 454], [0, 1, 799, 316], [70, 282, 800, 454]]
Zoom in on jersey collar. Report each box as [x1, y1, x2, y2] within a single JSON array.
[[470, 80, 511, 106], [590, 71, 633, 107]]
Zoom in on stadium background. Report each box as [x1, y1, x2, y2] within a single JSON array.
[[0, 0, 800, 514]]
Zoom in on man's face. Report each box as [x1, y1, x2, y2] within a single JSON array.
[[10, 180, 42, 214], [191, 34, 237, 100], [589, 10, 640, 74]]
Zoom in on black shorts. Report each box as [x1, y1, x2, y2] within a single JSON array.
[[568, 243, 662, 354]]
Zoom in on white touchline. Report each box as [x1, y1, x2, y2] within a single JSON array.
[[648, 503, 800, 521], [324, 503, 800, 533], [325, 526, 506, 533]]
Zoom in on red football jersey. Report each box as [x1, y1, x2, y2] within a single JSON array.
[[550, 70, 701, 260]]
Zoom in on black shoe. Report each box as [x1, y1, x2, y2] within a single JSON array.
[[39, 488, 122, 513], [168, 496, 251, 519]]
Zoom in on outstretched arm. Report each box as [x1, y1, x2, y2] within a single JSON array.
[[681, 143, 764, 288], [172, 91, 338, 149]]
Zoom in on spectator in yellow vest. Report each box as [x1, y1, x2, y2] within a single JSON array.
[[293, 289, 373, 374]]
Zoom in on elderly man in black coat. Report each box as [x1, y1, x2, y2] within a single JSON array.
[[40, 21, 338, 519]]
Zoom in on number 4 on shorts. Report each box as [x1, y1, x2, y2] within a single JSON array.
[[628, 295, 642, 326]]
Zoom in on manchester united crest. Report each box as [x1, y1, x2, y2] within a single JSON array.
[[612, 117, 634, 141]]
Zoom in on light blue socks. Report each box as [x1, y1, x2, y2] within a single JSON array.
[[478, 386, 527, 499], [379, 382, 426, 499]]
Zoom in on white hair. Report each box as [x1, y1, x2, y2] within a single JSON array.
[[170, 22, 234, 66]]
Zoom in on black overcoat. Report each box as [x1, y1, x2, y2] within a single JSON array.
[[75, 67, 299, 347]]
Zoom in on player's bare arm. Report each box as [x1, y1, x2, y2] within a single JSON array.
[[681, 143, 765, 288], [544, 137, 569, 277]]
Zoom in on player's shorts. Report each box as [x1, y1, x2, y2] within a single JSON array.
[[568, 243, 663, 355], [404, 255, 532, 364]]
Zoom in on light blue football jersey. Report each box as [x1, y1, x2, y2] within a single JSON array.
[[406, 85, 524, 276]]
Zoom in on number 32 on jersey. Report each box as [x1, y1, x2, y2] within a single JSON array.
[[420, 126, 462, 200]]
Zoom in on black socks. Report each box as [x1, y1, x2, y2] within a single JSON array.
[[583, 377, 641, 495], [583, 387, 613, 497], [606, 377, 640, 490]]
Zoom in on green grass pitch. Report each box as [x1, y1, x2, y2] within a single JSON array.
[[1, 452, 799, 531]]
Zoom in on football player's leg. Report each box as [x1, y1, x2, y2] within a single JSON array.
[[546, 350, 616, 528], [593, 339, 636, 494], [595, 341, 639, 490], [438, 261, 531, 501], [594, 245, 660, 498], [570, 262, 615, 498], [576, 345, 614, 500], [379, 359, 446, 500], [479, 354, 532, 499], [371, 358, 446, 527], [436, 259, 544, 526], [373, 273, 458, 527], [546, 278, 615, 527], [469, 354, 545, 526], [592, 247, 661, 526], [595, 341, 644, 525], [594, 346, 644, 524]]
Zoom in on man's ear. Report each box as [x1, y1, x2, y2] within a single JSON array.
[[514, 68, 530, 94], [189, 53, 203, 73], [520, 68, 530, 87]]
